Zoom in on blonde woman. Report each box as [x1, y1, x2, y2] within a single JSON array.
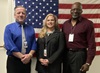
[[36, 13, 65, 73]]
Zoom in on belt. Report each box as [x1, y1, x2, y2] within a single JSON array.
[[68, 48, 86, 52]]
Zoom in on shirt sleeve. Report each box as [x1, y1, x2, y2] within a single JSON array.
[[86, 21, 96, 64], [31, 29, 37, 51], [4, 26, 19, 55]]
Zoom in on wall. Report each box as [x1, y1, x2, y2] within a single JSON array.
[[0, 48, 7, 73], [0, 0, 8, 46]]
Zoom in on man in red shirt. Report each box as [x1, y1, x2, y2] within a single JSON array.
[[62, 2, 96, 73]]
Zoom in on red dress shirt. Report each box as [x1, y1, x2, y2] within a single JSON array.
[[62, 16, 96, 64]]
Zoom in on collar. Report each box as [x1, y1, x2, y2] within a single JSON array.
[[47, 29, 55, 34], [16, 21, 26, 27]]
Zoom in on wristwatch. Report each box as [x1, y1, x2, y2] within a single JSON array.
[[86, 63, 90, 66]]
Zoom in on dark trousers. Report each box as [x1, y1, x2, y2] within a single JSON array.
[[7, 56, 31, 73], [63, 49, 87, 73]]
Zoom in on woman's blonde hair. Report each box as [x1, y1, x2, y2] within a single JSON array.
[[38, 13, 59, 38]]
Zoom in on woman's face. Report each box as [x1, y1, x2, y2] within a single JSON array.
[[46, 15, 55, 29]]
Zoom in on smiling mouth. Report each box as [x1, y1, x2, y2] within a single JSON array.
[[72, 15, 79, 18]]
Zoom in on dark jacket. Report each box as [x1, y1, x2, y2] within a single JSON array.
[[36, 30, 65, 73]]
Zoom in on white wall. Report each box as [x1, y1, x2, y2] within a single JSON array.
[[0, 0, 8, 46], [0, 48, 7, 73], [88, 56, 100, 73]]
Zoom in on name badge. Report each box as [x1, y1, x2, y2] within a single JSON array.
[[68, 34, 74, 42], [24, 41, 28, 49], [44, 49, 47, 57]]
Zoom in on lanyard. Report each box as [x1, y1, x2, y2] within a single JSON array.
[[44, 35, 48, 57], [45, 35, 48, 49]]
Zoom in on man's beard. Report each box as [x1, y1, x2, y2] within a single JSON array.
[[72, 15, 78, 19], [72, 15, 80, 20]]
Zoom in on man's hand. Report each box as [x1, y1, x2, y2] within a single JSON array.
[[21, 54, 32, 64], [80, 63, 90, 72]]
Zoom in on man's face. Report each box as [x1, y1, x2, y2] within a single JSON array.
[[70, 4, 82, 19], [14, 7, 26, 24]]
